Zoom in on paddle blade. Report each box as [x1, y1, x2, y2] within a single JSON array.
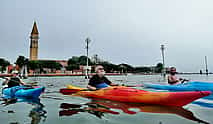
[[59, 88, 80, 95]]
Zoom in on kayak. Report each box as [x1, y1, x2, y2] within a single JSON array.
[[143, 81, 213, 91], [2, 86, 45, 99], [64, 85, 211, 107]]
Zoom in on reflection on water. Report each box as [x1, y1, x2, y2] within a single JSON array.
[[1, 98, 47, 124], [192, 99, 213, 108], [59, 98, 209, 124]]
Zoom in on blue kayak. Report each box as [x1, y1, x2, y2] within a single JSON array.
[[143, 81, 213, 91], [2, 86, 45, 99]]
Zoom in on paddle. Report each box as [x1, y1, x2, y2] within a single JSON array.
[[60, 88, 93, 95], [0, 76, 38, 87], [121, 84, 144, 87], [180, 78, 189, 84]]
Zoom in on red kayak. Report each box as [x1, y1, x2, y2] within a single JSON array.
[[61, 85, 211, 107]]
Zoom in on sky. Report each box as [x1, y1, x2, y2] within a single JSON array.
[[0, 0, 213, 72]]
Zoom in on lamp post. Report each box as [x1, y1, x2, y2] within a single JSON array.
[[85, 37, 91, 79], [160, 44, 166, 78], [205, 56, 208, 76]]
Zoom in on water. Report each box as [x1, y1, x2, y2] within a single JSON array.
[[1, 74, 213, 124]]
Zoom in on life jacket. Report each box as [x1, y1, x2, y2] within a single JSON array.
[[8, 77, 21, 88]]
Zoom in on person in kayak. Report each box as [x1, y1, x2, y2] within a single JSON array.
[[3, 70, 26, 88], [168, 67, 188, 85], [87, 65, 118, 90]]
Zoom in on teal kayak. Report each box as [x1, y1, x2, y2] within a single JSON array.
[[2, 86, 45, 99], [143, 81, 213, 91], [143, 81, 213, 100]]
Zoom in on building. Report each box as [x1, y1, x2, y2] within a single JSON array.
[[30, 21, 39, 60]]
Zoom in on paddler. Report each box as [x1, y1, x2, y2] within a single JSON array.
[[168, 67, 188, 85], [3, 70, 26, 88], [87, 65, 118, 90]]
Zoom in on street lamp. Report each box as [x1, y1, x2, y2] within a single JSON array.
[[205, 56, 208, 75], [85, 37, 91, 79], [160, 44, 166, 78]]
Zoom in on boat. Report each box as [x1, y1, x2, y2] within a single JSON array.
[[61, 85, 211, 107], [2, 86, 45, 99], [143, 81, 213, 91]]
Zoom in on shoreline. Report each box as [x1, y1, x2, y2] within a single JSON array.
[[0, 73, 123, 77], [0, 72, 211, 77]]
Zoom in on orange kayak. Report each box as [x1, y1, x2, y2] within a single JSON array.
[[69, 86, 211, 107]]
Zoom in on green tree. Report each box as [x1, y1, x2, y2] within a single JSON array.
[[28, 60, 62, 73], [155, 63, 163, 73], [15, 56, 28, 68], [28, 60, 40, 70], [78, 56, 92, 65], [118, 64, 134, 72], [98, 61, 120, 72], [39, 61, 62, 70], [0, 58, 10, 73], [68, 56, 79, 65], [66, 64, 79, 70], [67, 56, 93, 71], [134, 67, 151, 73]]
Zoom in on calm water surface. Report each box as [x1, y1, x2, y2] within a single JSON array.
[[1, 74, 213, 124]]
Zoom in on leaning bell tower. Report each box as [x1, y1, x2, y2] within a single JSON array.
[[29, 21, 39, 60]]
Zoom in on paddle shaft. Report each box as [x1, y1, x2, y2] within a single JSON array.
[[0, 77, 35, 87]]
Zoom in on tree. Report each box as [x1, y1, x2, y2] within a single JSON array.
[[68, 56, 79, 65], [79, 56, 92, 65], [78, 56, 87, 65], [28, 60, 40, 70], [0, 58, 10, 73], [28, 60, 62, 73], [134, 67, 151, 73], [15, 56, 28, 68], [155, 63, 163, 73], [67, 56, 93, 71], [97, 61, 120, 73], [66, 64, 79, 71], [39, 61, 62, 70], [118, 64, 134, 72]]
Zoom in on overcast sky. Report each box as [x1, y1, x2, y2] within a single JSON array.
[[1, 0, 213, 72]]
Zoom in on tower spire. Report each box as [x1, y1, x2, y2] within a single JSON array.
[[31, 21, 39, 35]]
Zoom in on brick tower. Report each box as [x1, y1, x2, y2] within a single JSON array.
[[30, 21, 39, 60]]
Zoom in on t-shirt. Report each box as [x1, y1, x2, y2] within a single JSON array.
[[88, 75, 112, 88], [8, 77, 21, 88]]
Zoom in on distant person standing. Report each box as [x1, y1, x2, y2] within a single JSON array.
[[168, 67, 187, 85], [87, 65, 118, 90]]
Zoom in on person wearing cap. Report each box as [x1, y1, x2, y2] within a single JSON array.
[[3, 70, 26, 88], [87, 65, 118, 90], [168, 67, 188, 85]]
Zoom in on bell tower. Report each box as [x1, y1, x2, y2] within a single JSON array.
[[30, 21, 39, 60]]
